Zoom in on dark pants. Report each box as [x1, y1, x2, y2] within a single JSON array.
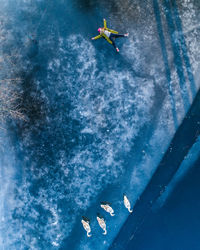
[[109, 33, 125, 49]]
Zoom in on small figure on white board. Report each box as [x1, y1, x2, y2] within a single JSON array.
[[100, 201, 115, 216], [123, 194, 133, 213], [81, 216, 92, 237], [97, 213, 107, 235]]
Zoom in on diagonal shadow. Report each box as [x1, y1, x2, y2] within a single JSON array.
[[162, 0, 191, 112], [153, 0, 178, 129], [170, 0, 197, 99]]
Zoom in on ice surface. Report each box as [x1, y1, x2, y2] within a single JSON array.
[[0, 0, 200, 249]]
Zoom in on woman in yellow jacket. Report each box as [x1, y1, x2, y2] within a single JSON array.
[[91, 19, 129, 52]]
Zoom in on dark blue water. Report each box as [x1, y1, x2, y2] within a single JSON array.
[[0, 0, 200, 249], [127, 154, 200, 250]]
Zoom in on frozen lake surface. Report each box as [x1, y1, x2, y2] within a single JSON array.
[[0, 0, 200, 249]]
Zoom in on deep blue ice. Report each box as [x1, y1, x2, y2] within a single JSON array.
[[0, 0, 200, 249]]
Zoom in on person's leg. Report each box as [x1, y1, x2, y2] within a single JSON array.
[[109, 35, 119, 52], [112, 33, 129, 38], [112, 34, 125, 38]]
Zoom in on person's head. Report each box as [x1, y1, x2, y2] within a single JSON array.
[[98, 27, 104, 33]]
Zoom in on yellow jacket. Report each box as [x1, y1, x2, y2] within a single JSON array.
[[92, 19, 118, 44]]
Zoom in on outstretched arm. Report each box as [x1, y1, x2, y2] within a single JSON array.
[[103, 18, 107, 28], [91, 34, 102, 40], [103, 18, 118, 34], [106, 28, 118, 34]]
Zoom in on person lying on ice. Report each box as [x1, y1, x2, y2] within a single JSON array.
[[91, 19, 129, 52]]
